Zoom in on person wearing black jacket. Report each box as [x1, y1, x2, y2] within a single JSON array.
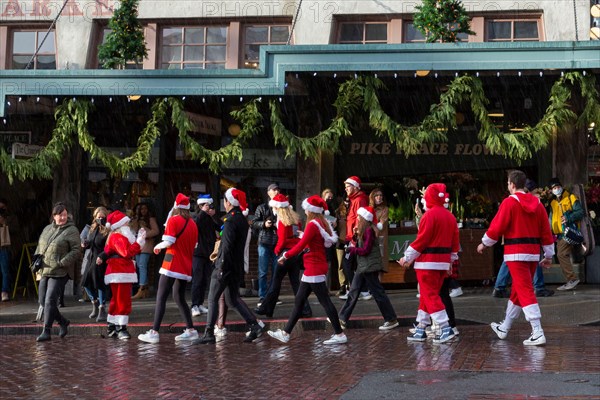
[[190, 194, 219, 317], [251, 183, 279, 302], [199, 188, 265, 344]]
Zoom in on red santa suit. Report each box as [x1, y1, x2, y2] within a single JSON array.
[[104, 211, 142, 327], [404, 184, 459, 326], [158, 214, 198, 281], [482, 191, 554, 322]]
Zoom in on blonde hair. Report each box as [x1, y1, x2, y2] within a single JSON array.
[[276, 206, 300, 227], [305, 211, 332, 235], [321, 188, 333, 200], [91, 207, 109, 236]]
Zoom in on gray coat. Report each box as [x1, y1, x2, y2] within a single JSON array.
[[35, 220, 81, 279]]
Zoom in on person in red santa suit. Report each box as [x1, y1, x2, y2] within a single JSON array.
[[478, 170, 554, 346], [398, 183, 460, 344], [138, 193, 199, 344], [341, 176, 370, 301], [101, 210, 145, 340]]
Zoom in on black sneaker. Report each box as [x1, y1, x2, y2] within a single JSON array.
[[535, 288, 554, 297], [492, 288, 507, 298], [117, 329, 131, 340], [243, 323, 265, 343], [198, 330, 216, 344], [36, 329, 51, 342], [107, 324, 118, 338]]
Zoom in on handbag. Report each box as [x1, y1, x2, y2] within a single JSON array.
[[30, 228, 61, 274], [563, 225, 584, 246]]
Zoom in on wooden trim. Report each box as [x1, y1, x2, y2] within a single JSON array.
[[470, 17, 485, 42], [389, 19, 402, 44], [144, 23, 157, 70], [0, 26, 7, 69], [227, 21, 240, 69]]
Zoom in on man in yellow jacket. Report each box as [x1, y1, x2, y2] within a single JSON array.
[[548, 178, 584, 291]]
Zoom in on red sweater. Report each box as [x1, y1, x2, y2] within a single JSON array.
[[284, 219, 330, 277], [483, 192, 554, 261], [407, 205, 459, 271], [275, 220, 300, 256], [345, 190, 368, 242]]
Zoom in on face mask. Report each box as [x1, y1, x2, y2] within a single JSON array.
[[96, 217, 106, 226], [552, 188, 563, 197]]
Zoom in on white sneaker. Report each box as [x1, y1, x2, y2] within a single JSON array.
[[198, 305, 209, 314], [523, 331, 546, 346], [323, 333, 347, 345], [449, 287, 463, 298], [379, 320, 399, 331], [557, 279, 580, 291], [191, 306, 201, 317], [268, 329, 290, 343], [490, 322, 508, 340], [452, 327, 460, 336], [138, 329, 160, 344], [276, 299, 283, 305], [359, 292, 373, 301], [175, 328, 199, 342], [214, 327, 227, 338], [339, 293, 349, 300]]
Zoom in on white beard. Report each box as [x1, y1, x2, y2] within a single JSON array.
[[117, 226, 136, 244]]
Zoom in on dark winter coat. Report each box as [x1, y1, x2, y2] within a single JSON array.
[[251, 202, 277, 247], [215, 207, 249, 280], [192, 210, 219, 258]]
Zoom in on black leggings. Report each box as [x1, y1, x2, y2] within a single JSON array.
[[152, 275, 193, 331], [440, 277, 456, 328], [284, 281, 343, 335]]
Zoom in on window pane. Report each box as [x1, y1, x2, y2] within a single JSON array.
[[205, 63, 225, 69], [245, 44, 261, 61], [365, 24, 387, 41], [184, 46, 203, 61], [207, 27, 227, 43], [514, 21, 538, 39], [37, 31, 55, 53], [340, 23, 363, 42], [161, 63, 179, 70], [12, 55, 30, 69], [162, 28, 182, 45], [246, 26, 268, 43], [405, 24, 425, 42], [184, 28, 204, 44], [270, 26, 289, 42], [183, 63, 203, 69], [36, 55, 56, 69], [162, 46, 181, 62], [488, 21, 511, 39], [206, 45, 226, 61], [13, 32, 36, 53]]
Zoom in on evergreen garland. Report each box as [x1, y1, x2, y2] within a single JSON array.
[[98, 0, 148, 69], [414, 0, 475, 43], [1, 72, 598, 183]]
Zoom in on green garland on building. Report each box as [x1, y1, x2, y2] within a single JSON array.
[[98, 0, 148, 69], [413, 0, 475, 43], [0, 72, 598, 184]]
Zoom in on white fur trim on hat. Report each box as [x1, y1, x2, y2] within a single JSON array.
[[357, 207, 374, 222], [269, 199, 289, 208], [106, 216, 130, 231], [302, 198, 324, 214], [225, 188, 239, 207], [344, 177, 361, 188]]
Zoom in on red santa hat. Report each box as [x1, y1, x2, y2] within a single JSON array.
[[225, 188, 249, 216], [357, 206, 383, 230], [302, 195, 330, 215], [344, 176, 361, 189], [174, 193, 190, 209], [423, 183, 447, 208], [105, 210, 130, 231], [269, 193, 290, 209]]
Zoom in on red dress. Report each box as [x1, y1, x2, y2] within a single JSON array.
[[159, 215, 198, 281]]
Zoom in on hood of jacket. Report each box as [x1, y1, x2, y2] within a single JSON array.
[[510, 192, 540, 214]]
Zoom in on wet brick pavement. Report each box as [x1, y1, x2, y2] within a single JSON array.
[[1, 324, 599, 399]]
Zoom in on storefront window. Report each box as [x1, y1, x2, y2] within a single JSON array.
[[11, 29, 56, 69], [161, 26, 227, 69]]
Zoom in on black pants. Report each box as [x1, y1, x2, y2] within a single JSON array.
[[339, 270, 397, 323], [342, 250, 367, 292], [440, 277, 456, 328], [152, 275, 193, 331], [261, 252, 311, 316], [191, 256, 212, 307], [38, 276, 69, 329], [206, 268, 257, 330], [284, 280, 343, 335]]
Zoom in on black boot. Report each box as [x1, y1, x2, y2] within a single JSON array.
[[59, 318, 70, 338], [89, 300, 99, 319], [243, 322, 265, 343], [198, 328, 216, 344], [107, 323, 118, 338], [36, 328, 51, 342], [117, 325, 131, 340]]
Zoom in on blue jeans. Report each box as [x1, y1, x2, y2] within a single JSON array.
[[495, 261, 545, 291], [135, 253, 151, 286], [84, 286, 106, 305], [257, 244, 277, 299], [0, 248, 10, 293]]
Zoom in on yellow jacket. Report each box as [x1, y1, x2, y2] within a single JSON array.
[[549, 191, 583, 235]]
